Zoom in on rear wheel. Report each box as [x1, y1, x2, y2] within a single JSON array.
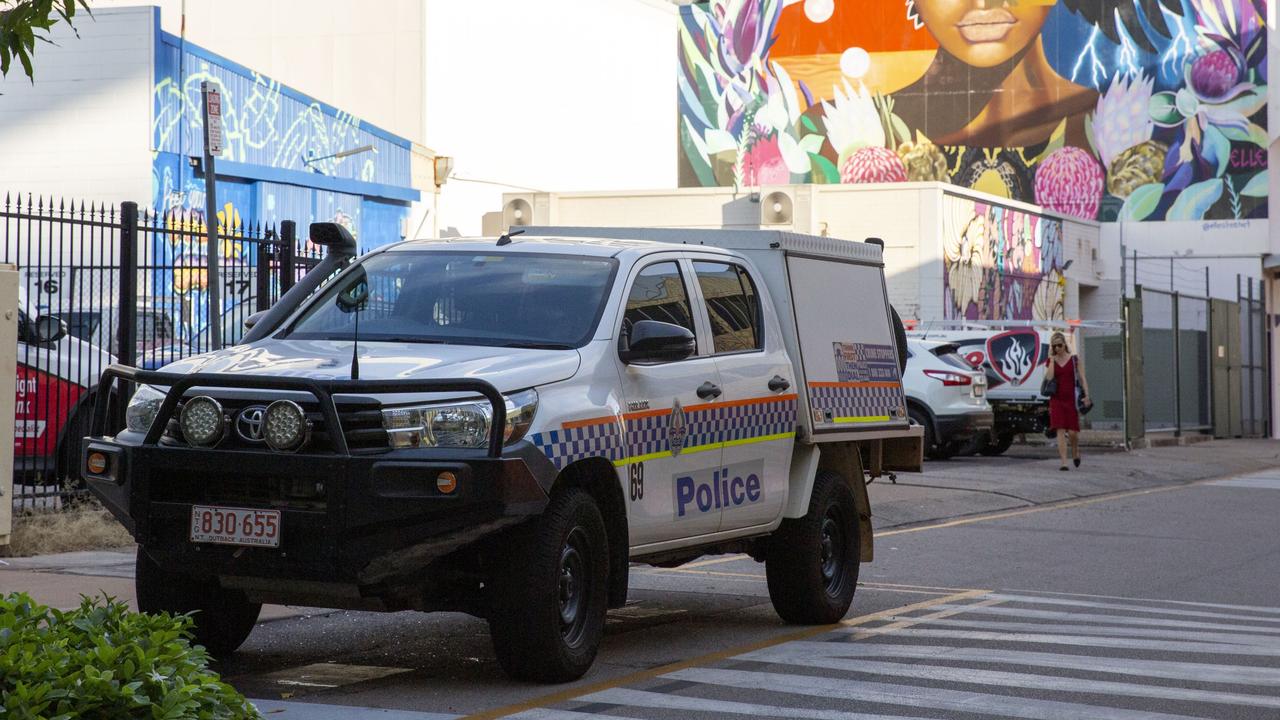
[[488, 488, 610, 683], [135, 547, 260, 657], [765, 470, 860, 624], [908, 406, 952, 460], [978, 433, 1014, 456]]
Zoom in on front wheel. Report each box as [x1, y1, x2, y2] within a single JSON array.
[[488, 488, 610, 683], [765, 470, 861, 624], [135, 547, 261, 657]]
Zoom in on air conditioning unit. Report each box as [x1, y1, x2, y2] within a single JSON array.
[[503, 196, 534, 227], [758, 185, 815, 232]]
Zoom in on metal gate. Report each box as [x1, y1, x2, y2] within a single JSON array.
[[1137, 286, 1211, 435], [3, 195, 318, 508], [1239, 278, 1268, 437]]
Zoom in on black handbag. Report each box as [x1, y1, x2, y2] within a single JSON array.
[[1074, 356, 1093, 415], [1040, 372, 1057, 397]]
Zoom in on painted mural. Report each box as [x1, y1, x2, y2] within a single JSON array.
[[677, 0, 1267, 221], [147, 35, 412, 346], [942, 195, 1065, 320]]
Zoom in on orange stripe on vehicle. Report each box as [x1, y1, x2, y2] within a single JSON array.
[[561, 414, 621, 430], [808, 381, 901, 388]]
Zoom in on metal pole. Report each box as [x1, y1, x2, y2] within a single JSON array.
[[1205, 267, 1210, 298], [200, 81, 222, 351], [1170, 258, 1175, 294], [1173, 290, 1181, 436], [117, 202, 138, 430], [280, 221, 297, 294]]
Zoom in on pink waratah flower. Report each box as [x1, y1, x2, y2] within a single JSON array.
[[840, 147, 908, 184], [1034, 147, 1104, 220], [741, 135, 790, 185]]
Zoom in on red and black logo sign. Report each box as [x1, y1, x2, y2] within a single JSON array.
[[985, 328, 1041, 385]]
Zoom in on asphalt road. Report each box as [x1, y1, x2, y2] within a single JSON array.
[[223, 465, 1280, 720]]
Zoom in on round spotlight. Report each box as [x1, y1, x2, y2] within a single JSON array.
[[436, 471, 457, 494], [180, 396, 225, 447], [263, 400, 308, 452]]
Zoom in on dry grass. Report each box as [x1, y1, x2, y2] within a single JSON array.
[[7, 498, 134, 557]]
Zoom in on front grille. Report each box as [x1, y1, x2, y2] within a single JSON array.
[[166, 397, 388, 454], [152, 468, 327, 510]]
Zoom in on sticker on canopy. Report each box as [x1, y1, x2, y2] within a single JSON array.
[[986, 328, 1041, 385], [831, 342, 899, 383]]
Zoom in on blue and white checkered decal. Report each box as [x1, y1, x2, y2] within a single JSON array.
[[808, 382, 905, 422], [530, 395, 798, 470]]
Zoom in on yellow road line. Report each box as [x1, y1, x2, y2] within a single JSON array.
[[462, 588, 989, 720]]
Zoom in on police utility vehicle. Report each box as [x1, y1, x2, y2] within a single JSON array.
[[83, 225, 920, 682]]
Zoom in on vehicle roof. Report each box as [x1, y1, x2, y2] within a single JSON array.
[[907, 337, 959, 351], [387, 235, 737, 259]]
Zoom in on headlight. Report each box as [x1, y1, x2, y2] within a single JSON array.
[[262, 399, 309, 452], [382, 388, 538, 449], [179, 396, 225, 447], [125, 384, 167, 433]]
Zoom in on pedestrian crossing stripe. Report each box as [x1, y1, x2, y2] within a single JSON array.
[[502, 590, 1280, 720]]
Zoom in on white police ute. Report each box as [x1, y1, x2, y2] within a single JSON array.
[[83, 224, 920, 682]]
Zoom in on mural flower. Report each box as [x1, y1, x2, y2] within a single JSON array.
[[1107, 140, 1169, 198], [1034, 147, 1104, 219], [898, 133, 950, 182], [840, 146, 908, 184], [740, 132, 790, 185], [820, 79, 884, 162], [1032, 269, 1066, 321], [1089, 73, 1154, 170]]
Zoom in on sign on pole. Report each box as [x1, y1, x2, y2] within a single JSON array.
[[205, 85, 223, 157], [200, 81, 223, 350]]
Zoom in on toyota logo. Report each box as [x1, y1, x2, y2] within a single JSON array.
[[235, 405, 268, 442]]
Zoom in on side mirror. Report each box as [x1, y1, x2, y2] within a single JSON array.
[[33, 315, 67, 344], [244, 310, 266, 330], [620, 320, 696, 364]]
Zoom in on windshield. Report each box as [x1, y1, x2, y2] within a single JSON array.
[[284, 251, 618, 348]]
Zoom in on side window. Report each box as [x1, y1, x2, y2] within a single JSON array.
[[623, 262, 696, 338], [693, 261, 762, 354]]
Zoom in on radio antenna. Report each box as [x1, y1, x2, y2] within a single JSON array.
[[350, 299, 361, 381]]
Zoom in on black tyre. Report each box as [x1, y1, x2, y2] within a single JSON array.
[[908, 406, 952, 460], [765, 470, 861, 624], [488, 488, 609, 683], [56, 400, 96, 488], [978, 433, 1014, 456], [135, 547, 261, 657], [890, 306, 908, 374]]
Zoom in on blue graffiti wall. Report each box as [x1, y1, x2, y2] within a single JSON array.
[[148, 16, 418, 345]]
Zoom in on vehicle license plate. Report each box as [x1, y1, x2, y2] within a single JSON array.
[[190, 505, 280, 548]]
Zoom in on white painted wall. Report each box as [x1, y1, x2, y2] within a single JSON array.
[[0, 7, 153, 204], [424, 0, 677, 237], [1103, 219, 1266, 300], [86, 0, 426, 144]]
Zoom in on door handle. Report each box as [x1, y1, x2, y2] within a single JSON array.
[[696, 381, 722, 400], [768, 375, 791, 392]]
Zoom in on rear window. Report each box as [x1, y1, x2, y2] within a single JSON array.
[[930, 344, 976, 370]]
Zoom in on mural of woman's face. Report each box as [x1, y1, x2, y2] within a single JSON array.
[[915, 0, 1053, 68]]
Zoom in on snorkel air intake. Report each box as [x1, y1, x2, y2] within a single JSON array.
[[239, 222, 359, 344]]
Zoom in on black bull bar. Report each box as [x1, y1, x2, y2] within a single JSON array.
[[90, 364, 508, 456]]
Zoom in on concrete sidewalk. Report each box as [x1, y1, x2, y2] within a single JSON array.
[[3, 439, 1277, 614], [869, 438, 1280, 528]]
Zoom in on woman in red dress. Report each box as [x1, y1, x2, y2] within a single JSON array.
[[1044, 332, 1091, 471]]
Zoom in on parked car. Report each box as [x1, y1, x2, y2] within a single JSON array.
[[58, 302, 185, 370], [84, 225, 920, 683], [903, 338, 993, 459], [15, 288, 114, 486], [909, 328, 1052, 455]]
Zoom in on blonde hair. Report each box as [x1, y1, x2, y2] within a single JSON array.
[[1050, 332, 1068, 350]]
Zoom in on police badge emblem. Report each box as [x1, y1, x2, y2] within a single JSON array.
[[668, 399, 688, 456]]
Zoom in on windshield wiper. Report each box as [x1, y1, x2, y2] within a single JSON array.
[[499, 341, 575, 350]]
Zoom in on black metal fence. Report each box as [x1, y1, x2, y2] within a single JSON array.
[[4, 194, 320, 510]]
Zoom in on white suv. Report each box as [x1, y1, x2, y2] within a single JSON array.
[[904, 338, 992, 459]]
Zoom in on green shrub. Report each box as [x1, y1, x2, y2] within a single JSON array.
[[0, 593, 260, 719]]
